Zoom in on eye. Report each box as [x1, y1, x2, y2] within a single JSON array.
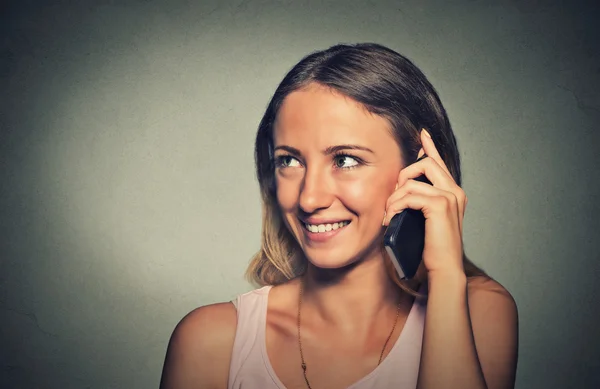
[[275, 155, 301, 168], [334, 154, 359, 169]]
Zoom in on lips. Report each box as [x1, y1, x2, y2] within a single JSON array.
[[300, 218, 351, 243], [303, 220, 350, 233]]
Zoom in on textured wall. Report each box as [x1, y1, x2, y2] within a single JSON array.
[[1, 0, 599, 388]]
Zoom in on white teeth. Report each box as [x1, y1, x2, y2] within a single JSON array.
[[305, 221, 349, 233]]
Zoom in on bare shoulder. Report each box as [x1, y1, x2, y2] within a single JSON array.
[[467, 275, 518, 336], [467, 276, 519, 389], [467, 276, 518, 315], [159, 302, 238, 389]]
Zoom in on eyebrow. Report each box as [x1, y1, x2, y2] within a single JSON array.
[[273, 144, 374, 156]]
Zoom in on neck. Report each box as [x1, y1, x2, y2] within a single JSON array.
[[299, 248, 405, 333]]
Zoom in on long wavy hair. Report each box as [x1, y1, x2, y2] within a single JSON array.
[[246, 43, 486, 295]]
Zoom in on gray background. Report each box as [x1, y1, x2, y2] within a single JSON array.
[[1, 0, 599, 388]]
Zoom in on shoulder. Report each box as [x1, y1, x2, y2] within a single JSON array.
[[467, 276, 519, 388], [172, 302, 239, 347], [159, 302, 238, 389], [467, 276, 518, 320]]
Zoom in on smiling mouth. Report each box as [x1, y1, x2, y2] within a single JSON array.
[[303, 221, 351, 233]]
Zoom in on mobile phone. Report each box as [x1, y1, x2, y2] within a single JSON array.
[[383, 155, 431, 280]]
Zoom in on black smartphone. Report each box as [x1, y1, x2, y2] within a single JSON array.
[[383, 155, 431, 280]]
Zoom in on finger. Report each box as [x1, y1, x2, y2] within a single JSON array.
[[383, 192, 459, 226], [420, 129, 452, 178], [398, 155, 455, 191], [397, 156, 467, 232], [384, 188, 459, 226], [386, 177, 447, 211], [386, 177, 466, 234]]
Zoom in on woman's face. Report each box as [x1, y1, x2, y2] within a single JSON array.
[[273, 83, 403, 269]]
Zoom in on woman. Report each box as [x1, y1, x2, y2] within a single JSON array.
[[159, 43, 518, 389]]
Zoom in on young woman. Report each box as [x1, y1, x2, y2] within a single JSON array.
[[159, 43, 519, 389]]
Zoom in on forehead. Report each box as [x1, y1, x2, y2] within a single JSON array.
[[273, 83, 393, 147]]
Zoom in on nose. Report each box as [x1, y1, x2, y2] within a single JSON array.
[[298, 165, 335, 214]]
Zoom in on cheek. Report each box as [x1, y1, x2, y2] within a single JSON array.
[[275, 179, 297, 210], [339, 173, 395, 212]]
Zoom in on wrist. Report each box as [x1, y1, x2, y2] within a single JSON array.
[[427, 268, 467, 289]]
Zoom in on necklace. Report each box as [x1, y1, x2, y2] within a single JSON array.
[[297, 280, 402, 389]]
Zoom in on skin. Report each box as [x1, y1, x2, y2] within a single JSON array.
[[159, 83, 519, 389]]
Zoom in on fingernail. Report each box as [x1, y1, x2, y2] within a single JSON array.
[[382, 211, 387, 226], [394, 183, 398, 190], [417, 148, 425, 158], [422, 129, 431, 138]]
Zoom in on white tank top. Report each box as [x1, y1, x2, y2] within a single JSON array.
[[228, 285, 427, 389]]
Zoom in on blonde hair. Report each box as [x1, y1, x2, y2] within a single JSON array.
[[245, 43, 487, 296]]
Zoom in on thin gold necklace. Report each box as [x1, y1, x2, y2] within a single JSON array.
[[297, 280, 402, 389]]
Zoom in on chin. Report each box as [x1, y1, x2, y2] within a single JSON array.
[[308, 257, 358, 270], [302, 246, 363, 270], [309, 238, 385, 270]]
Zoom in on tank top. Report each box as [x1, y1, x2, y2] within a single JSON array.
[[227, 285, 427, 389]]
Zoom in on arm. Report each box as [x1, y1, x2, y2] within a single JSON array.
[[159, 302, 238, 389], [417, 274, 518, 389], [384, 130, 519, 389]]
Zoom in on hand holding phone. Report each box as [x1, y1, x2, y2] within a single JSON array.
[[383, 155, 431, 280]]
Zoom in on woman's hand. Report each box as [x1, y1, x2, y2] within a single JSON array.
[[382, 129, 467, 277]]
